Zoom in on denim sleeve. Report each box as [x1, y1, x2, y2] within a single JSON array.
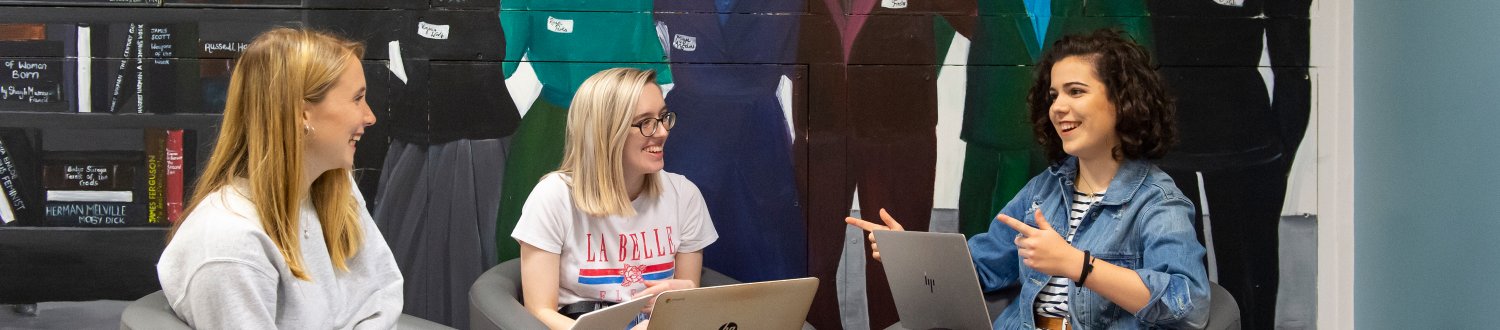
[[1130, 190, 1211, 328], [968, 176, 1038, 292]]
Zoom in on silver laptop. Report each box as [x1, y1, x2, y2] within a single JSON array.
[[572, 295, 653, 330], [647, 277, 818, 329], [875, 230, 993, 330]]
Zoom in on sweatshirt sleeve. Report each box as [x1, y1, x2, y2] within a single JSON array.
[[351, 274, 403, 330], [352, 181, 405, 330], [173, 260, 280, 330]]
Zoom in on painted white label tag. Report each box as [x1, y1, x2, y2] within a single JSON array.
[[655, 21, 671, 59], [547, 16, 574, 34], [417, 22, 450, 40], [1214, 0, 1246, 7], [881, 0, 908, 9], [672, 34, 697, 52], [387, 40, 408, 84]]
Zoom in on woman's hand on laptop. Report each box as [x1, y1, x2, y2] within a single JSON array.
[[632, 279, 697, 314], [844, 208, 906, 261]]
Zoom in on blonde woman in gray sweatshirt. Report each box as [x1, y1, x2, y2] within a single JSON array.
[[156, 27, 402, 329]]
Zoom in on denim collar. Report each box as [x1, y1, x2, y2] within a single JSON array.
[[1046, 156, 1151, 206]]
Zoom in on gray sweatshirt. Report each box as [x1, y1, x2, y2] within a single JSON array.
[[157, 179, 403, 329]]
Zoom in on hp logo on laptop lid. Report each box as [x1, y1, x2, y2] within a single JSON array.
[[924, 272, 936, 293]]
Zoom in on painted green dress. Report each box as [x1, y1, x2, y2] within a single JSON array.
[[497, 0, 672, 262], [957, 0, 1152, 236]]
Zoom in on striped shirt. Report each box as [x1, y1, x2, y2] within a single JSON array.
[[1035, 190, 1104, 319]]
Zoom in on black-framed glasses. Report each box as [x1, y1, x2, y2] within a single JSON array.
[[630, 111, 676, 137]]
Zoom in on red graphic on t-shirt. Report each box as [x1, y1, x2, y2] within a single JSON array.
[[620, 264, 647, 287]]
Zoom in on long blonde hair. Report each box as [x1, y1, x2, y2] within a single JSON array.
[[557, 68, 660, 217], [170, 27, 366, 281]]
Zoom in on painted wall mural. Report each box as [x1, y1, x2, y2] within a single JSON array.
[[498, 1, 1314, 329], [0, 0, 1314, 329]]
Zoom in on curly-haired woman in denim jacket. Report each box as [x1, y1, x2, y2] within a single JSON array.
[[848, 29, 1210, 329]]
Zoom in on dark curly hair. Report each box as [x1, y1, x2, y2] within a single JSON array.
[[1027, 29, 1176, 163]]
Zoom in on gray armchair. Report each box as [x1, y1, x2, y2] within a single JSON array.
[[1204, 282, 1242, 330], [119, 290, 452, 330], [468, 258, 545, 330], [468, 258, 742, 330], [119, 291, 190, 330]]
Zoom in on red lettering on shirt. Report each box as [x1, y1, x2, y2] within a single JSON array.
[[597, 234, 609, 261], [629, 232, 642, 260], [585, 226, 681, 263], [643, 230, 655, 259], [653, 228, 666, 256], [617, 234, 629, 261], [586, 233, 597, 262]]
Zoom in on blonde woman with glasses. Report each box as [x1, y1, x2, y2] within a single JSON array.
[[511, 68, 718, 330], [156, 27, 403, 328]]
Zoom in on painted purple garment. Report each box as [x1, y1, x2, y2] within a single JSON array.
[[801, 1, 974, 329], [654, 0, 807, 282], [825, 0, 878, 62]]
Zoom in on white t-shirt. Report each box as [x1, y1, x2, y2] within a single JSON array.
[[511, 171, 718, 305]]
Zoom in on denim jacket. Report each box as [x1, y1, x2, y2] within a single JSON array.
[[969, 157, 1209, 329]]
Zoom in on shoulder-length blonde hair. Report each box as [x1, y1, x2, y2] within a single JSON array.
[[170, 27, 366, 281], [557, 68, 660, 217]]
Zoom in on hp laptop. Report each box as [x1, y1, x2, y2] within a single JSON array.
[[572, 294, 653, 330], [874, 230, 994, 330], [647, 277, 819, 329]]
